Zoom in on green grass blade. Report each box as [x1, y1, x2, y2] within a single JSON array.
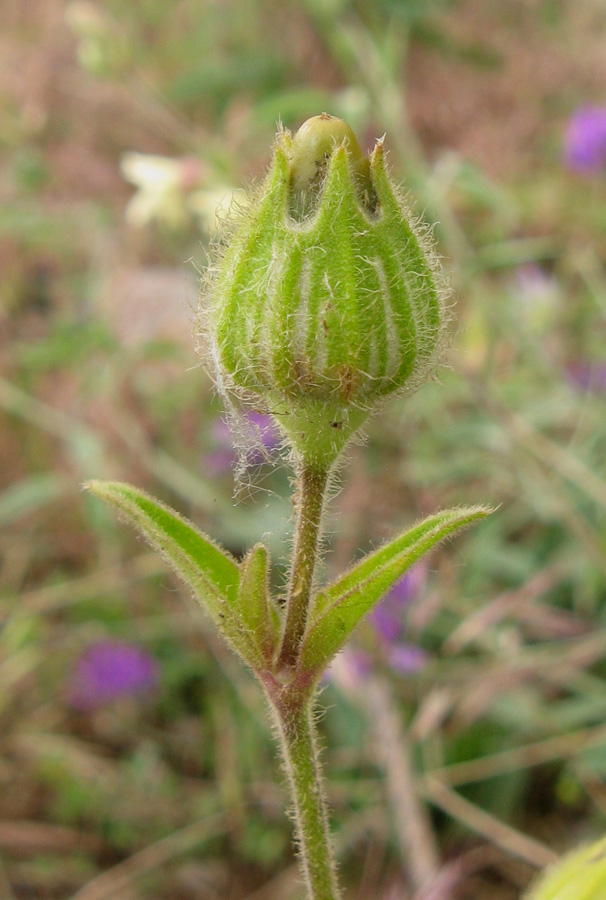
[[301, 506, 492, 674]]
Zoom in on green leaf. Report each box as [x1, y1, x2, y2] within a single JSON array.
[[237, 543, 282, 662], [84, 481, 262, 667], [300, 506, 493, 674]]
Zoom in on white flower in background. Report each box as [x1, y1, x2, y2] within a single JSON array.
[[188, 185, 248, 235], [121, 152, 188, 229], [120, 152, 244, 234]]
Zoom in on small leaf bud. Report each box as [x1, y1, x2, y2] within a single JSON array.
[[199, 113, 450, 468]]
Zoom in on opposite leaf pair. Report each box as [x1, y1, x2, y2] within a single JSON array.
[[85, 480, 490, 682]]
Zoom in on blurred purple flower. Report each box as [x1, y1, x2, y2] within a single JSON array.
[[205, 412, 280, 474], [368, 565, 427, 674], [564, 107, 606, 174], [324, 565, 428, 685], [514, 264, 558, 304], [387, 643, 428, 674], [566, 361, 606, 393], [368, 566, 425, 643], [204, 446, 236, 477], [67, 640, 159, 711], [511, 264, 560, 333], [247, 411, 281, 457], [326, 570, 428, 689]]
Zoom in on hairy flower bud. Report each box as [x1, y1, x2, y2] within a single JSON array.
[[200, 114, 450, 468]]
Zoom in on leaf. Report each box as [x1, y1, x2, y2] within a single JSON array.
[[237, 543, 282, 662], [300, 506, 493, 674], [84, 481, 263, 667]]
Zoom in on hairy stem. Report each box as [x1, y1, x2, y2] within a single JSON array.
[[278, 462, 328, 669], [269, 690, 340, 900]]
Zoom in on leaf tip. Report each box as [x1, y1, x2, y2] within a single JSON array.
[[473, 503, 498, 519], [82, 479, 104, 496], [82, 480, 134, 508]]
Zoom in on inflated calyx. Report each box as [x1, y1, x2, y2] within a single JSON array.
[[200, 113, 450, 468]]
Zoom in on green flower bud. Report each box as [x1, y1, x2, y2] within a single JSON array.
[[199, 113, 450, 468], [524, 837, 606, 900]]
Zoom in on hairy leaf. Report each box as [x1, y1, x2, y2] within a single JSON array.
[[85, 481, 263, 667], [300, 506, 492, 674], [238, 543, 281, 662]]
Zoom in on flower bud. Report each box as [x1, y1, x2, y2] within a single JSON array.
[[200, 114, 449, 467]]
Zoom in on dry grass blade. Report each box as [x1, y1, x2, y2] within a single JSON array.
[[68, 816, 226, 900], [2, 553, 162, 620], [0, 820, 103, 855], [445, 563, 569, 653], [422, 779, 557, 869], [362, 676, 439, 891], [423, 722, 606, 789]]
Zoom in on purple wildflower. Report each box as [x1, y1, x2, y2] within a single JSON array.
[[247, 411, 280, 447], [208, 418, 235, 475], [510, 264, 560, 333], [204, 446, 236, 477], [66, 640, 159, 711], [387, 643, 428, 674], [368, 566, 424, 643], [368, 565, 428, 674], [514, 264, 558, 305], [206, 412, 280, 474], [566, 361, 606, 394], [563, 107, 606, 174], [326, 570, 428, 689]]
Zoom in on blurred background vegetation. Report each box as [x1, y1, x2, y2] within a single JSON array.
[[1, 0, 606, 897]]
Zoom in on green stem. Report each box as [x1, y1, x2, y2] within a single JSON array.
[[269, 689, 340, 900], [278, 462, 328, 669], [269, 461, 338, 898]]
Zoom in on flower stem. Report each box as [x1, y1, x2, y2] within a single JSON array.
[[278, 462, 328, 670], [270, 460, 339, 898], [269, 689, 340, 900]]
